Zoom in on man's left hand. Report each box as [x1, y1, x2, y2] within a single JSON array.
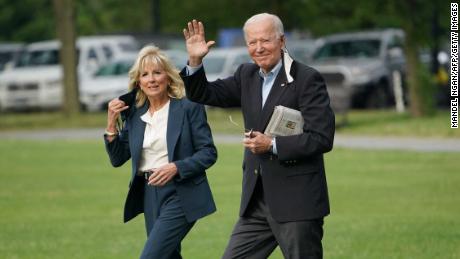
[[243, 131, 272, 154]]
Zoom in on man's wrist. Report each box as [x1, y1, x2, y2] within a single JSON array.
[[188, 57, 203, 67]]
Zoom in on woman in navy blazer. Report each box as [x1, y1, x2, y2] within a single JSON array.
[[104, 45, 217, 259]]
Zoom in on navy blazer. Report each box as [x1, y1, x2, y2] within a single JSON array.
[[181, 60, 335, 222], [104, 98, 217, 223]]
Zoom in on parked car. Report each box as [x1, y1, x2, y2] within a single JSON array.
[[163, 49, 188, 70], [202, 41, 315, 80], [0, 43, 24, 72], [0, 35, 138, 111], [310, 29, 406, 108], [79, 49, 187, 112], [203, 47, 252, 81], [80, 54, 135, 111], [286, 39, 317, 65], [97, 35, 139, 60]]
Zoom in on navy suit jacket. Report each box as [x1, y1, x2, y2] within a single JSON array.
[[181, 60, 335, 222], [104, 98, 217, 223]]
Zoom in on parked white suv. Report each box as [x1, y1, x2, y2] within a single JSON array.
[[0, 43, 24, 72], [0, 35, 138, 111], [79, 54, 136, 112]]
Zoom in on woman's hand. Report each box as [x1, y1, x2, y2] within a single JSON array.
[[106, 98, 129, 130], [105, 98, 129, 141], [148, 163, 178, 186], [183, 19, 215, 67]]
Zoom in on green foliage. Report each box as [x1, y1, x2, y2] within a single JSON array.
[[0, 0, 55, 42], [0, 141, 459, 258], [76, 0, 151, 36], [0, 0, 153, 42], [417, 63, 438, 116], [394, 0, 450, 44], [0, 0, 450, 116], [0, 0, 451, 46]]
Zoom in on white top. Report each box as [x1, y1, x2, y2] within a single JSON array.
[[138, 100, 170, 172]]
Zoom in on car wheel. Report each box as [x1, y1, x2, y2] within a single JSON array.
[[366, 84, 389, 109]]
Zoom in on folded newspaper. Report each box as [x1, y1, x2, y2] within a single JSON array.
[[264, 105, 304, 136]]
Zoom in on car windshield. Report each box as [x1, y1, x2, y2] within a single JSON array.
[[16, 49, 60, 67], [119, 43, 138, 52], [0, 52, 14, 70], [289, 46, 314, 64], [313, 39, 381, 60], [203, 56, 225, 74], [94, 60, 133, 76]]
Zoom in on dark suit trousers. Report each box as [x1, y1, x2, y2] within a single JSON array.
[[222, 175, 324, 259], [141, 181, 195, 259]]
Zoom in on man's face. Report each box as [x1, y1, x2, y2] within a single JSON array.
[[245, 20, 285, 73]]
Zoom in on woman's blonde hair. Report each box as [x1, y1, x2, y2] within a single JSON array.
[[128, 45, 185, 107]]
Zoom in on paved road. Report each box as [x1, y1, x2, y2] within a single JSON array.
[[1, 128, 459, 152]]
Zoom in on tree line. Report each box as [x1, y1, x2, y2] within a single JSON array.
[[0, 0, 452, 116]]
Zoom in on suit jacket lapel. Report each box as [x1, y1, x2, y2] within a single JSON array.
[[249, 75, 263, 122], [131, 103, 148, 171], [166, 98, 183, 162]]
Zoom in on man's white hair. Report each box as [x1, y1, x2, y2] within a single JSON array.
[[243, 13, 284, 40]]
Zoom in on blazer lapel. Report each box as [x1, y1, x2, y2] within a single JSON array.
[[166, 98, 184, 162], [248, 75, 263, 125], [131, 103, 148, 172]]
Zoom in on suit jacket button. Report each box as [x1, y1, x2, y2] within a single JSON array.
[[254, 169, 258, 174]]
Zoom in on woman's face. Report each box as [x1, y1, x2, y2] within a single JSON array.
[[139, 61, 170, 101]]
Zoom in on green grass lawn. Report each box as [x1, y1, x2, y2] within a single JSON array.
[[0, 141, 459, 258], [0, 108, 459, 138]]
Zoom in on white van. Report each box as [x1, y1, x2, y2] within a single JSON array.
[[0, 43, 24, 72], [0, 35, 138, 111]]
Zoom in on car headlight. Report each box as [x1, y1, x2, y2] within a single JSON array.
[[348, 63, 382, 85], [348, 67, 371, 83], [349, 67, 366, 77]]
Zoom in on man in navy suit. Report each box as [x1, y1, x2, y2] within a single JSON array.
[[181, 13, 335, 259]]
